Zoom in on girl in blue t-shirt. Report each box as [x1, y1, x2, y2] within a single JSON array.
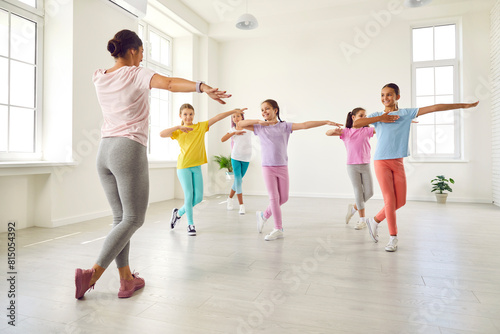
[[353, 83, 478, 252]]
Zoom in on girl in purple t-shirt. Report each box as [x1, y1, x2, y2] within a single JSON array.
[[238, 99, 342, 241], [327, 107, 375, 230]]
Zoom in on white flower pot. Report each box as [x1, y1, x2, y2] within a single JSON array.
[[225, 171, 234, 181], [435, 193, 448, 204]]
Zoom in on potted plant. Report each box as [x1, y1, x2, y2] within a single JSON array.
[[213, 154, 234, 180], [431, 175, 454, 204]]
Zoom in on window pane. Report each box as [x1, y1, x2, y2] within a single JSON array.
[[159, 100, 169, 126], [0, 9, 8, 57], [138, 25, 144, 40], [9, 107, 34, 152], [416, 96, 435, 108], [10, 14, 36, 64], [413, 27, 433, 62], [435, 95, 454, 104], [18, 0, 36, 8], [435, 25, 455, 60], [435, 66, 454, 95], [416, 67, 434, 96], [435, 109, 454, 125], [416, 125, 435, 154], [0, 57, 7, 104], [150, 31, 160, 63], [0, 105, 7, 151], [150, 97, 160, 125], [435, 125, 454, 154], [10, 60, 35, 108], [160, 38, 169, 66]]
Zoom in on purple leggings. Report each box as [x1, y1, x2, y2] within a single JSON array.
[[262, 166, 289, 229]]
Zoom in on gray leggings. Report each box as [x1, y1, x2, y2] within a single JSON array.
[[95, 137, 149, 269], [346, 163, 373, 211]]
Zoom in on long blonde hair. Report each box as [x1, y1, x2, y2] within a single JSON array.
[[179, 103, 195, 125]]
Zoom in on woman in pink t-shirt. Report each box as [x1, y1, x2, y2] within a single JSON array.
[[75, 29, 230, 300], [327, 108, 375, 230], [238, 99, 342, 241]]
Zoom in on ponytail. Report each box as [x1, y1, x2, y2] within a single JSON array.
[[346, 107, 366, 128]]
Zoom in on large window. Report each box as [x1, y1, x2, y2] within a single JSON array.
[[0, 0, 42, 161], [138, 23, 177, 161], [411, 23, 460, 160]]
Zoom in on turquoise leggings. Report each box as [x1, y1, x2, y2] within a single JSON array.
[[177, 165, 203, 225], [231, 158, 250, 194]]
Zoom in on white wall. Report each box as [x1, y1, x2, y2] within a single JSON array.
[[210, 0, 494, 203], [491, 0, 500, 206]]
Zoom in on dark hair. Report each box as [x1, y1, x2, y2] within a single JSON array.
[[382, 83, 400, 110], [107, 29, 142, 59], [383, 83, 400, 95], [261, 99, 283, 122], [179, 103, 195, 126], [231, 111, 245, 128], [345, 107, 366, 128]]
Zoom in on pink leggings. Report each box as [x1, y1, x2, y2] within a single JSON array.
[[374, 158, 406, 236], [262, 166, 289, 229]]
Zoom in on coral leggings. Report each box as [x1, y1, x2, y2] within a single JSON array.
[[374, 158, 406, 236]]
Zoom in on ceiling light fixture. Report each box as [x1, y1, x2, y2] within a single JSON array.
[[404, 0, 433, 7], [236, 0, 258, 30]]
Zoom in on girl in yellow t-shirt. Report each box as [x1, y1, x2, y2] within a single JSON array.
[[160, 103, 246, 235]]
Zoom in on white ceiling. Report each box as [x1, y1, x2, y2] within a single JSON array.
[[178, 0, 374, 24], [168, 0, 492, 41]]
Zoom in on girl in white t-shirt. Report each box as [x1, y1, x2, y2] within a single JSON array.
[[221, 110, 252, 214]]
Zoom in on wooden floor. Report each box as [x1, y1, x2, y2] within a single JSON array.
[[1, 196, 500, 334]]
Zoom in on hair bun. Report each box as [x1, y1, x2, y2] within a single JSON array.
[[107, 39, 121, 57]]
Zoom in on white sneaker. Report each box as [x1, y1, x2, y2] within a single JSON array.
[[385, 236, 398, 252], [354, 219, 367, 230], [239, 204, 245, 215], [256, 211, 267, 233], [227, 197, 234, 211], [345, 204, 356, 224], [366, 217, 379, 243], [264, 228, 284, 241]]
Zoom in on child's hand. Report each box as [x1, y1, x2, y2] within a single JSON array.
[[233, 108, 247, 114], [234, 130, 246, 135], [179, 126, 193, 133], [463, 101, 479, 109], [326, 121, 343, 127], [380, 113, 399, 123]]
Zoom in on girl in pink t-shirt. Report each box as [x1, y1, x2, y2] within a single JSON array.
[[327, 107, 375, 230], [238, 99, 342, 241]]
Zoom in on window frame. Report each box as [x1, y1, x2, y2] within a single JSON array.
[[0, 0, 44, 161], [138, 21, 176, 162], [410, 21, 463, 162]]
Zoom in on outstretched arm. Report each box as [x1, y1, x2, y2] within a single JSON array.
[[353, 113, 399, 128], [292, 120, 342, 131], [160, 125, 193, 138], [417, 101, 479, 117], [150, 75, 231, 104], [236, 119, 269, 132], [221, 130, 246, 142], [208, 108, 247, 128], [326, 128, 344, 136]]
